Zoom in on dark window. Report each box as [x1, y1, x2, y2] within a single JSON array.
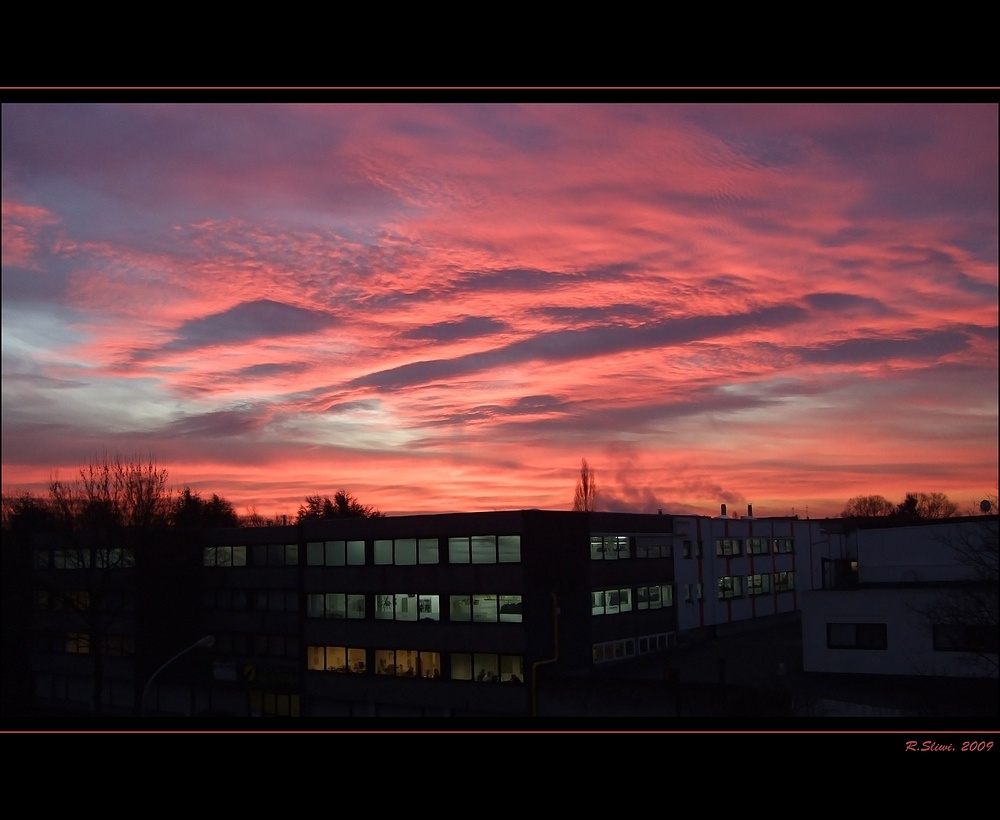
[[827, 623, 887, 650], [932, 624, 999, 653]]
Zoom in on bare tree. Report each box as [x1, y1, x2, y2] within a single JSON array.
[[921, 497, 998, 676], [35, 453, 172, 714], [841, 495, 895, 517], [573, 459, 598, 512]]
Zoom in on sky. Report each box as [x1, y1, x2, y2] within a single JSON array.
[[2, 103, 997, 519]]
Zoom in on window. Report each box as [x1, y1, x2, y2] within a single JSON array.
[[250, 544, 298, 567], [717, 576, 742, 599], [932, 625, 999, 653], [307, 646, 367, 673], [695, 583, 704, 601], [827, 623, 888, 650], [774, 538, 794, 554], [250, 691, 300, 718], [592, 639, 636, 664], [54, 550, 91, 569], [471, 535, 496, 564], [376, 649, 435, 677], [499, 594, 522, 622], [450, 653, 524, 683], [682, 540, 692, 558], [418, 595, 440, 620], [747, 537, 769, 555], [498, 535, 521, 563], [446, 594, 520, 623], [66, 633, 90, 654], [307, 593, 366, 619], [747, 573, 771, 596], [774, 571, 795, 592], [592, 588, 632, 615], [374, 539, 393, 565], [637, 584, 673, 609], [635, 536, 672, 558], [313, 540, 365, 565], [716, 538, 741, 556], [637, 632, 674, 654], [590, 535, 630, 560], [473, 593, 498, 623], [419, 538, 439, 564], [448, 537, 471, 563], [446, 535, 519, 564], [95, 548, 135, 568], [450, 595, 472, 621], [372, 593, 439, 621]]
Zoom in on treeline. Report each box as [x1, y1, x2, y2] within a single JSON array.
[[1, 453, 382, 534], [841, 492, 961, 520]]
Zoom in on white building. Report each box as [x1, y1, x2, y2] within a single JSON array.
[[801, 518, 998, 678], [672, 505, 855, 635]]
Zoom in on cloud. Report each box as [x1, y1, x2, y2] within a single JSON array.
[[159, 299, 338, 353], [401, 316, 507, 342], [352, 304, 810, 390]]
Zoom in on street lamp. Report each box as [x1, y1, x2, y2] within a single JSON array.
[[141, 635, 215, 716]]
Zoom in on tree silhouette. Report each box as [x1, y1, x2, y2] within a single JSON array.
[[34, 453, 173, 714], [841, 495, 895, 517], [573, 459, 598, 512], [171, 488, 239, 528], [296, 490, 383, 522]]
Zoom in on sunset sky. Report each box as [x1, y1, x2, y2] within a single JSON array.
[[2, 103, 997, 518]]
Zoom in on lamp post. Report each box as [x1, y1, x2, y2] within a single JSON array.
[[141, 635, 215, 716]]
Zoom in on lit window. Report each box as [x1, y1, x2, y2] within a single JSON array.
[[499, 594, 522, 622], [418, 595, 440, 620], [637, 584, 673, 609], [592, 588, 632, 615], [306, 646, 367, 673], [395, 593, 418, 621], [420, 651, 442, 678], [375, 595, 394, 620], [747, 574, 771, 596], [396, 539, 417, 565], [717, 576, 742, 599], [591, 535, 630, 560], [66, 633, 90, 654], [472, 594, 498, 623], [347, 540, 365, 565]]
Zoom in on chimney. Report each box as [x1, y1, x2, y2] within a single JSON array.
[[720, 503, 727, 517], [747, 504, 753, 518], [658, 509, 663, 515]]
